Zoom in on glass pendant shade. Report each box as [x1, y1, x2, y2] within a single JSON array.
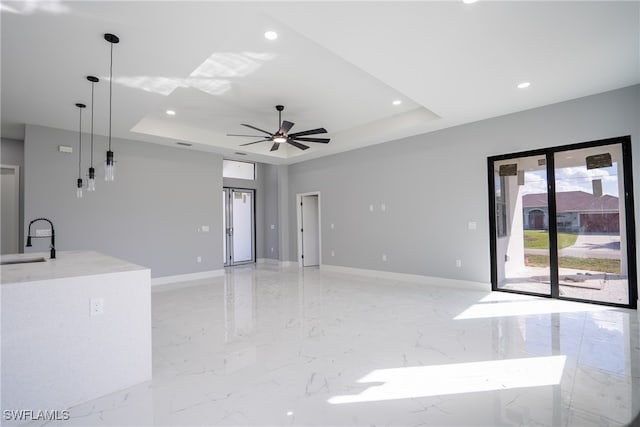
[[105, 150, 115, 181], [76, 178, 83, 198], [88, 167, 96, 191]]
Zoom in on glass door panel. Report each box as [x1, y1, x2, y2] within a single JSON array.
[[232, 189, 254, 263], [223, 188, 255, 266], [553, 144, 629, 305], [492, 154, 551, 295]]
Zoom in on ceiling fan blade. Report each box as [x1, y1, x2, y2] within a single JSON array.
[[287, 139, 309, 150], [292, 137, 330, 143], [279, 120, 294, 134], [270, 142, 280, 152], [227, 134, 265, 138], [241, 123, 273, 136], [240, 139, 270, 146], [288, 127, 327, 138]]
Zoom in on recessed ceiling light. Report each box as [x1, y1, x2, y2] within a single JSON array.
[[392, 100, 402, 106], [166, 109, 176, 116], [264, 31, 278, 40], [517, 82, 531, 89], [463, 0, 478, 3]]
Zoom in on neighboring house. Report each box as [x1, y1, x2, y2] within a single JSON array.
[[523, 190, 620, 233]]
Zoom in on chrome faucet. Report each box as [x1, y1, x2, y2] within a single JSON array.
[[26, 218, 56, 259]]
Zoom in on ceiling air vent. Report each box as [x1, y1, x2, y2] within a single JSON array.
[[176, 142, 192, 147]]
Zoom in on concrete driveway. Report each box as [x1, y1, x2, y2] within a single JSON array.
[[525, 233, 621, 259], [560, 234, 620, 259]]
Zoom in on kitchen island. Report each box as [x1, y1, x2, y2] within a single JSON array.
[[1, 251, 151, 418]]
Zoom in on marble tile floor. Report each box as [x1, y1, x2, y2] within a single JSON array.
[[18, 264, 640, 426]]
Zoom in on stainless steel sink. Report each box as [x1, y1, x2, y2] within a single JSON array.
[[0, 256, 47, 265]]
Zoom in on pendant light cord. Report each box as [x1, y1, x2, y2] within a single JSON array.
[[90, 81, 94, 167], [108, 41, 113, 151], [78, 107, 82, 178]]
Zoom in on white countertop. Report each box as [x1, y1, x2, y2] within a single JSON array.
[[1, 251, 148, 285]]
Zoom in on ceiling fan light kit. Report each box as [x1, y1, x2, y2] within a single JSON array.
[[227, 105, 330, 152]]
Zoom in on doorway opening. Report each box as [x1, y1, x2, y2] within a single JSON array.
[[297, 192, 321, 267], [488, 136, 637, 309], [223, 188, 256, 266], [1, 165, 20, 255]]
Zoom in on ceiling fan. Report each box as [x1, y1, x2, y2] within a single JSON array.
[[227, 105, 330, 151]]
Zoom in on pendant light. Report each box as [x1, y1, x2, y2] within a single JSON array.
[[86, 75, 99, 191], [104, 33, 119, 182], [75, 103, 86, 198]]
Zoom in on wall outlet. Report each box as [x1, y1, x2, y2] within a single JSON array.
[[381, 203, 386, 212], [201, 225, 210, 232], [456, 259, 462, 268], [382, 254, 387, 262], [468, 221, 477, 230], [330, 223, 335, 229], [90, 298, 104, 316], [369, 204, 374, 212], [196, 256, 202, 263], [270, 224, 275, 230], [35, 229, 51, 237], [331, 250, 335, 257], [271, 247, 274, 253]]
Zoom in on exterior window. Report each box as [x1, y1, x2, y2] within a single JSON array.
[[223, 160, 255, 180], [495, 175, 508, 237]]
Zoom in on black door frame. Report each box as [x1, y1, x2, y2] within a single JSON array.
[[223, 187, 257, 266], [488, 135, 637, 309]]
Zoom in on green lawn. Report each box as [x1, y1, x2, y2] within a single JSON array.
[[524, 230, 578, 250], [525, 255, 620, 273]]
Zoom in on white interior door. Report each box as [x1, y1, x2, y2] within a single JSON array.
[[1, 165, 20, 255], [302, 195, 319, 266]]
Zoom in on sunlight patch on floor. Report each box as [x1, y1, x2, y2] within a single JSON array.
[[328, 356, 566, 404], [454, 298, 610, 320]]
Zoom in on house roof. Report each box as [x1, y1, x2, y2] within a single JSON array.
[[523, 191, 619, 213]]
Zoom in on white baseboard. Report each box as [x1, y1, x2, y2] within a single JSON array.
[[151, 269, 225, 288], [320, 264, 490, 292], [257, 258, 297, 267]]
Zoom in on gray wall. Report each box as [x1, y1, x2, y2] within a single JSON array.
[[287, 85, 640, 289], [1, 137, 25, 249], [23, 125, 223, 278], [260, 163, 280, 260]]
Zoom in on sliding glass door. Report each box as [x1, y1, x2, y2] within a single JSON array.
[[488, 136, 637, 308], [553, 143, 631, 305], [491, 154, 551, 296]]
